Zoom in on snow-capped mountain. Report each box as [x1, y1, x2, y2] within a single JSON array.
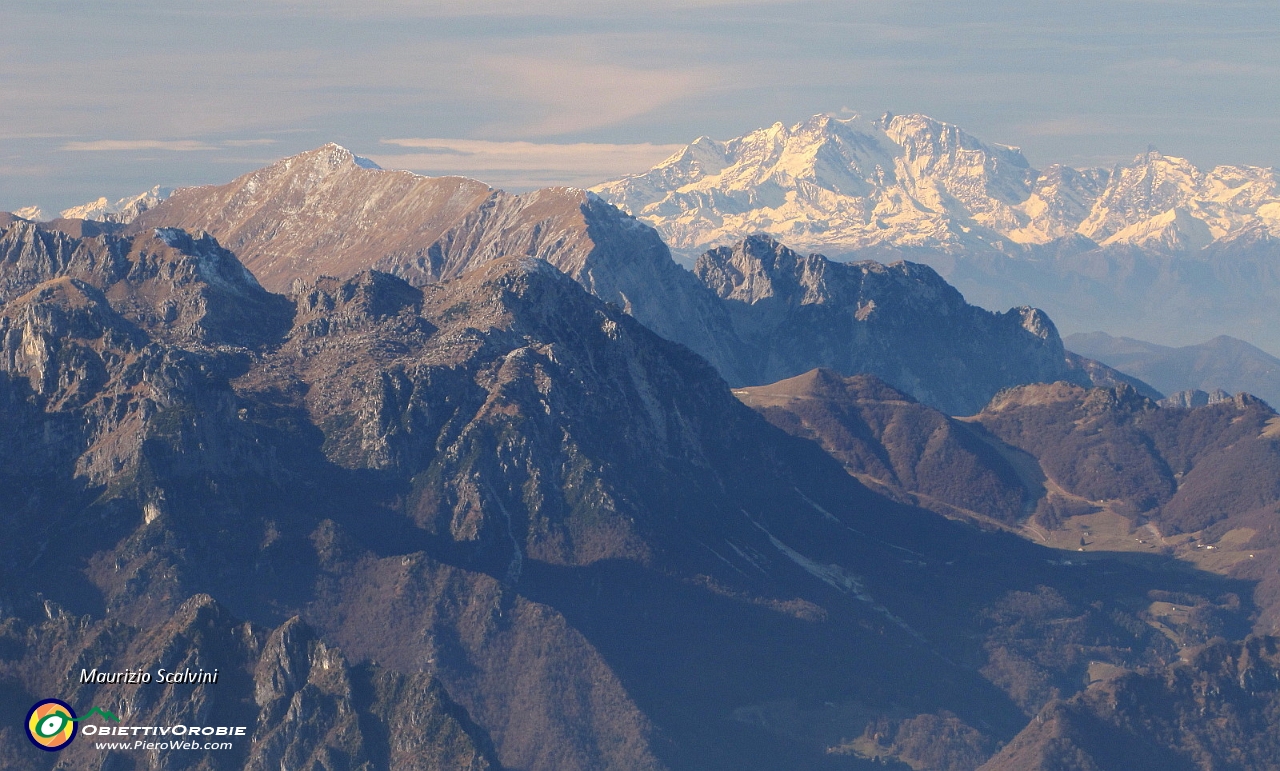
[[593, 114, 1280, 259], [60, 184, 171, 223], [11, 205, 46, 221]]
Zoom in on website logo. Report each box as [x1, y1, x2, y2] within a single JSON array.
[[24, 700, 119, 752], [25, 699, 77, 751]]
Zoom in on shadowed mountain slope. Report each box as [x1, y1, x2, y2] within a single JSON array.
[[0, 219, 1258, 770], [738, 370, 1280, 638], [975, 382, 1280, 536]]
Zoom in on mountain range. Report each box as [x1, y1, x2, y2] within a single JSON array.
[[5, 142, 1280, 770], [593, 113, 1280, 259], [115, 144, 1137, 414], [593, 114, 1280, 354]]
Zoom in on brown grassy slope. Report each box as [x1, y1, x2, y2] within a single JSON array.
[[736, 369, 1031, 525], [976, 382, 1280, 534]]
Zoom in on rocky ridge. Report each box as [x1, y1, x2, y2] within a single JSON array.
[[698, 236, 1150, 414], [128, 144, 749, 382]]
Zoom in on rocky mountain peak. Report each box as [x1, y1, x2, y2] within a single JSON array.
[[285, 142, 382, 174], [291, 270, 424, 335], [108, 228, 293, 347], [693, 235, 807, 303], [694, 234, 964, 312], [129, 145, 496, 290], [1078, 152, 1207, 241], [1016, 306, 1056, 340]]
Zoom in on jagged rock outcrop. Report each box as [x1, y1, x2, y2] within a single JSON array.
[[1159, 388, 1234, 408], [0, 220, 292, 348]]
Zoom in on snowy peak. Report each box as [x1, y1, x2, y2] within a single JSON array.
[[11, 206, 45, 221], [310, 141, 382, 170], [1007, 164, 1110, 243], [879, 112, 1035, 203], [1101, 206, 1215, 252], [60, 185, 171, 224], [593, 112, 1047, 257], [1078, 151, 1205, 241], [1081, 151, 1280, 247], [593, 116, 1280, 258]]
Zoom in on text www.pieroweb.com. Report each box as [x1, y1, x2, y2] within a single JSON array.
[[85, 724, 244, 751]]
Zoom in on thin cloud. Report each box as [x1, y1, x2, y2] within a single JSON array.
[[475, 54, 719, 137], [62, 139, 218, 152], [370, 138, 684, 188], [222, 138, 277, 147]]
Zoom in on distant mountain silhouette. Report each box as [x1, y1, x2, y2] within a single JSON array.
[[1066, 331, 1280, 407]]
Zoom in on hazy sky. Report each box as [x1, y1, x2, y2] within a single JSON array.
[[4, 0, 1279, 214]]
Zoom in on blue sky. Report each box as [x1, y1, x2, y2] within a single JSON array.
[[4, 0, 1279, 214]]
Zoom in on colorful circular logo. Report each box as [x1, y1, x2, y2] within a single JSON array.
[[25, 699, 78, 751]]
